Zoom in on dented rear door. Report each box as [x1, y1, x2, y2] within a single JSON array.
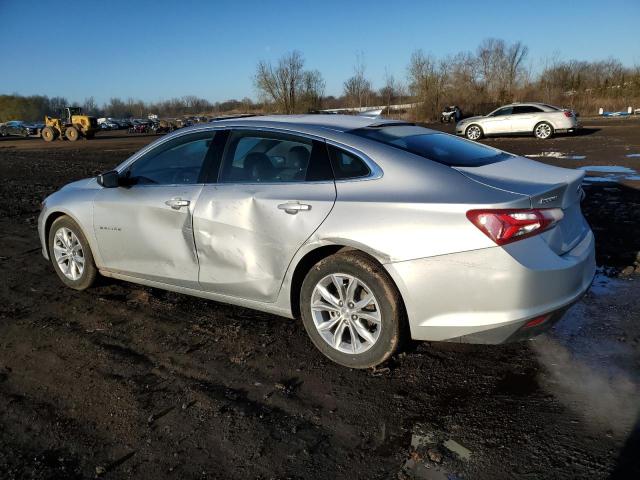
[[192, 129, 337, 303], [193, 182, 336, 302]]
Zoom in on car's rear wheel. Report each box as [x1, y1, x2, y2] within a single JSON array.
[[534, 121, 553, 139], [300, 251, 405, 368], [48, 216, 97, 290], [465, 124, 483, 140]]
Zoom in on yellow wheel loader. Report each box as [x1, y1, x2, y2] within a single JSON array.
[[42, 107, 98, 142]]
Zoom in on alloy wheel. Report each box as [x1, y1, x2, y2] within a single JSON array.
[[310, 273, 382, 354], [535, 123, 552, 139], [53, 227, 85, 281], [466, 125, 481, 140]]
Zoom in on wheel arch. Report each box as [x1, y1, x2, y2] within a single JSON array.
[[288, 244, 408, 322], [43, 210, 87, 259], [533, 120, 555, 136]]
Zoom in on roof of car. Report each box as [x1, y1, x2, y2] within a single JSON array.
[[211, 114, 410, 132], [504, 102, 555, 108]]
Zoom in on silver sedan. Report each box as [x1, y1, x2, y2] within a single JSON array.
[[38, 115, 595, 368], [456, 102, 580, 140]]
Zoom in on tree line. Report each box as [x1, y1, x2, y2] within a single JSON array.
[[1, 38, 639, 123], [0, 93, 264, 123], [255, 40, 639, 119]]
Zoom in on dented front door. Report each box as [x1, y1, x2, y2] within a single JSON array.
[[192, 182, 336, 302]]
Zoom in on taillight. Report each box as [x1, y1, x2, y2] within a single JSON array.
[[466, 208, 564, 245], [563, 111, 573, 118]]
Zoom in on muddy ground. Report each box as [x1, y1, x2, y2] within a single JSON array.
[[0, 118, 639, 479]]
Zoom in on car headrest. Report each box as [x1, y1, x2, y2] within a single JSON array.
[[288, 145, 310, 169], [244, 152, 274, 181]]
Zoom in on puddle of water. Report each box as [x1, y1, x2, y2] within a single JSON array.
[[527, 152, 586, 160]]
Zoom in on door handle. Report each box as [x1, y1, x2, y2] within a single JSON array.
[[165, 198, 190, 210], [277, 202, 311, 214]]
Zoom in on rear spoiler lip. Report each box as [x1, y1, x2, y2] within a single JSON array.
[[454, 157, 585, 209]]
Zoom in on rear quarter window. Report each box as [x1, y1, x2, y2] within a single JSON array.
[[328, 146, 371, 179], [349, 126, 510, 167]]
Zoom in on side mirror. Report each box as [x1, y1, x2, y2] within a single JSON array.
[[97, 170, 120, 188]]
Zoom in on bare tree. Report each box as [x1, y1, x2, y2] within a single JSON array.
[[505, 41, 529, 95], [254, 51, 306, 113], [82, 96, 99, 116], [380, 68, 396, 110], [407, 50, 447, 119], [476, 38, 528, 102], [343, 52, 372, 108], [301, 69, 325, 111]]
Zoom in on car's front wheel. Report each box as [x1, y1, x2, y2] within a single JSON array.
[[534, 121, 553, 139], [48, 216, 97, 290], [300, 251, 405, 368], [465, 124, 483, 140]]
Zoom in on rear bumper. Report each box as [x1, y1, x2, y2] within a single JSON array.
[[556, 126, 580, 134], [384, 230, 596, 344]]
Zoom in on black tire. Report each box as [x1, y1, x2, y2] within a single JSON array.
[[65, 126, 79, 141], [48, 216, 98, 290], [533, 121, 554, 139], [465, 124, 483, 140], [300, 251, 406, 368], [22, 129, 29, 138], [42, 126, 57, 142]]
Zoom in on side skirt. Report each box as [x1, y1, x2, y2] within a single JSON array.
[[99, 269, 294, 319]]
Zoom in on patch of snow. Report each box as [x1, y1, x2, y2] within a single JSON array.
[[527, 152, 586, 160], [578, 166, 636, 174]]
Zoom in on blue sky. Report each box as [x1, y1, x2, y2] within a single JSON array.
[[1, 0, 638, 104]]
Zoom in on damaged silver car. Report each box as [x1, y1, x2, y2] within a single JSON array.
[[38, 115, 595, 368]]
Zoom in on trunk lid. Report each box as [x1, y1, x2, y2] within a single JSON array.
[[455, 156, 588, 254]]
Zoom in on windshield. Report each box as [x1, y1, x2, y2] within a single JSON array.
[[349, 125, 510, 167]]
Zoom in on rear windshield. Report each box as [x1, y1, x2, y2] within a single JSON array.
[[349, 125, 510, 167]]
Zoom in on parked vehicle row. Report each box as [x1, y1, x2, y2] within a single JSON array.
[[39, 114, 595, 368], [456, 102, 580, 140], [98, 118, 133, 130], [0, 120, 43, 137]]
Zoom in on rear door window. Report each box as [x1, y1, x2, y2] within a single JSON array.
[[218, 130, 332, 183], [512, 105, 543, 114]]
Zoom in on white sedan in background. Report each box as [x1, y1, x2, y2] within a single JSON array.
[[456, 102, 580, 140]]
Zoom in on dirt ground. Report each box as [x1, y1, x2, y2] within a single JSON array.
[[0, 119, 639, 479]]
